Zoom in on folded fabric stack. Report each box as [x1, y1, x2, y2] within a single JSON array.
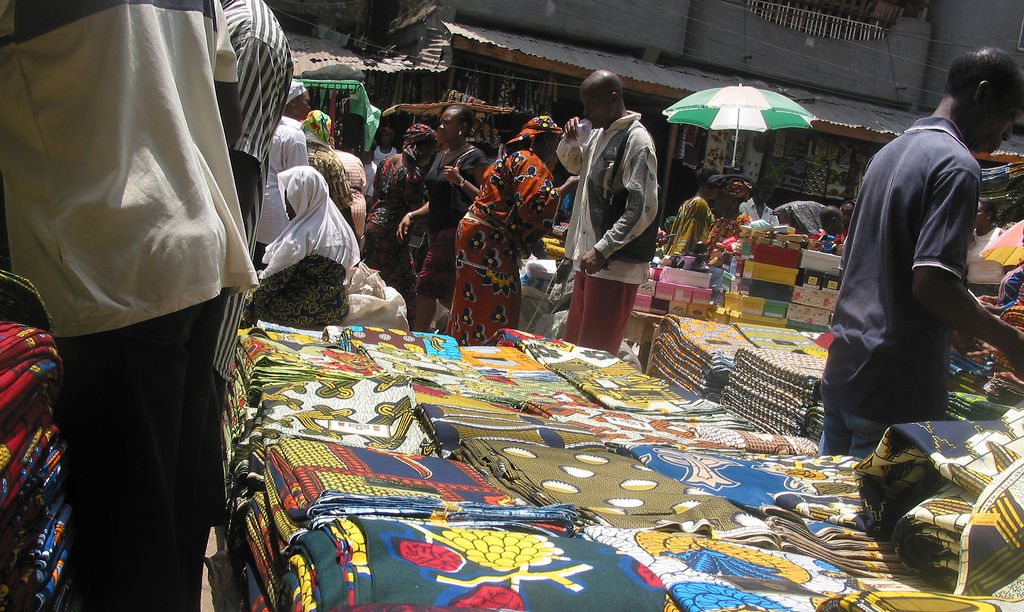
[[949, 350, 992, 395], [520, 340, 711, 416], [721, 347, 826, 438], [456, 438, 769, 540], [648, 317, 754, 401], [526, 403, 817, 455], [817, 590, 1024, 612], [0, 323, 74, 610], [235, 328, 381, 408], [415, 395, 604, 457], [945, 392, 1013, 421], [857, 409, 1024, 594], [242, 437, 520, 609], [585, 527, 864, 612], [280, 517, 670, 611], [329, 324, 463, 359], [736, 324, 821, 355]]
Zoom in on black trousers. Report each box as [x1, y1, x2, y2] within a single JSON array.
[[54, 295, 225, 611]]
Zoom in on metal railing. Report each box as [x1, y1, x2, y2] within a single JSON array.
[[746, 0, 887, 41]]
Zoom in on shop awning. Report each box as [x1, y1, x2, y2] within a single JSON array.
[[289, 31, 449, 79], [444, 21, 1024, 156]]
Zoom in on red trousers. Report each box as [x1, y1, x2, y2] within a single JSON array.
[[564, 271, 638, 354]]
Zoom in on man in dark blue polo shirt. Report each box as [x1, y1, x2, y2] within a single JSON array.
[[821, 47, 1024, 458]]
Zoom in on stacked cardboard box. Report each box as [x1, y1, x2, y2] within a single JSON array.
[[788, 250, 842, 332], [633, 266, 714, 319]]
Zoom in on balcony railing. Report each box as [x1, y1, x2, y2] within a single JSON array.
[[747, 0, 887, 41]]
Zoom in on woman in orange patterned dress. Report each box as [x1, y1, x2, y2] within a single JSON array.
[[447, 116, 576, 345]]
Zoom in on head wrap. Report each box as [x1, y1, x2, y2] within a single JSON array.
[[262, 167, 360, 279], [504, 115, 563, 152], [402, 123, 437, 164], [708, 174, 753, 200], [287, 80, 307, 103], [302, 110, 332, 146]]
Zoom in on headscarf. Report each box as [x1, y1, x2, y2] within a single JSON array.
[[708, 174, 753, 200], [402, 123, 436, 164], [287, 79, 307, 103], [504, 115, 563, 152], [262, 166, 360, 279], [302, 110, 332, 146]]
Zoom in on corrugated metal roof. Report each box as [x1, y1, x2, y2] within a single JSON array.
[[289, 32, 448, 76], [444, 21, 1024, 155]]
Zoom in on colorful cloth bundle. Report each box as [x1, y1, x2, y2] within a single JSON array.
[[736, 324, 820, 354], [459, 345, 563, 383], [584, 527, 863, 612], [530, 403, 817, 455], [721, 347, 826, 437], [817, 590, 1024, 612], [949, 350, 992, 395], [0, 323, 73, 611], [327, 325, 462, 360], [279, 517, 669, 611], [307, 493, 579, 534], [456, 439, 766, 537], [236, 328, 381, 407], [253, 377, 427, 454], [648, 316, 754, 400], [946, 392, 1013, 422], [416, 398, 604, 456], [857, 410, 1024, 593], [627, 445, 858, 516], [519, 340, 708, 415], [763, 508, 909, 580], [264, 438, 514, 548]]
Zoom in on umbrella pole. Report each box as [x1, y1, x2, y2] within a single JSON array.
[[730, 120, 739, 169]]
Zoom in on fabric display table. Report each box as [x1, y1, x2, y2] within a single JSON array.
[[201, 317, 1024, 610]]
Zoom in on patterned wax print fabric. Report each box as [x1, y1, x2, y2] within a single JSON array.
[[307, 493, 578, 534], [417, 399, 604, 457], [857, 410, 1024, 591], [248, 377, 428, 454], [946, 392, 1013, 422], [363, 153, 427, 324], [486, 328, 575, 351], [447, 147, 561, 346], [3, 495, 72, 611], [521, 340, 708, 415], [264, 437, 513, 548], [456, 438, 768, 537], [338, 326, 462, 359], [648, 316, 754, 401], [536, 403, 814, 455], [957, 455, 1024, 597], [279, 517, 669, 611], [763, 508, 909, 580], [816, 591, 1024, 612], [243, 254, 350, 329], [236, 328, 380, 406], [0, 270, 51, 331], [242, 492, 281, 610], [737, 324, 821, 353], [585, 527, 863, 612], [458, 345, 562, 382], [707, 213, 753, 250], [721, 347, 826, 437], [256, 321, 325, 343], [627, 445, 862, 518]]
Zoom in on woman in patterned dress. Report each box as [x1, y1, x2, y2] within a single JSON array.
[[447, 116, 576, 345], [362, 124, 437, 325]]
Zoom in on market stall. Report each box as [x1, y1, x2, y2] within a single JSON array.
[[296, 78, 381, 152]]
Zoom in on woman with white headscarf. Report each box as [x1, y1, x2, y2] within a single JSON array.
[[244, 166, 360, 328]]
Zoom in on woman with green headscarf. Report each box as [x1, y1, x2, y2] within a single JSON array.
[[302, 109, 355, 230]]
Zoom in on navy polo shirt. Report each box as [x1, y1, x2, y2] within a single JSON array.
[[822, 117, 979, 423]]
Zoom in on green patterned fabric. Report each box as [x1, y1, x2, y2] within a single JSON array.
[[457, 439, 774, 542], [243, 254, 350, 328]]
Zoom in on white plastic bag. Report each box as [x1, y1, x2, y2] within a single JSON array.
[[343, 263, 409, 331]]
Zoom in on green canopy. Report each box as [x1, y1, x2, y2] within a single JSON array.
[[297, 79, 381, 151]]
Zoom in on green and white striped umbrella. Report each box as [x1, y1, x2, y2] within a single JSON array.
[[663, 85, 815, 166]]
